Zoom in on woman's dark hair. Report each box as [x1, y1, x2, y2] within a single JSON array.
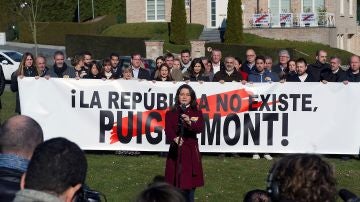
[[156, 56, 166, 68], [88, 61, 101, 78], [270, 154, 337, 202], [102, 58, 111, 67], [173, 84, 198, 111], [287, 59, 296, 68], [17, 52, 36, 76], [188, 58, 205, 76], [155, 63, 173, 81], [71, 54, 84, 66], [234, 57, 243, 65]]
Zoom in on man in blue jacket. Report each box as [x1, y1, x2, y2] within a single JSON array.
[[248, 56, 279, 83]]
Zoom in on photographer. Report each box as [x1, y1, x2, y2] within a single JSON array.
[[14, 137, 87, 202]]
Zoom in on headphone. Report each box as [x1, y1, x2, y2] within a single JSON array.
[[266, 159, 281, 202]]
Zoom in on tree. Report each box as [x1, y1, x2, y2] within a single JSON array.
[[169, 0, 187, 45], [224, 0, 244, 44], [12, 0, 43, 56]]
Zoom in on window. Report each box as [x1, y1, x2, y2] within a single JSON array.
[[211, 0, 216, 27], [349, 0, 353, 16], [269, 0, 291, 26], [147, 0, 165, 21], [0, 55, 12, 65], [302, 0, 324, 13]]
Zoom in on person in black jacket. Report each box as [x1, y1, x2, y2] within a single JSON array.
[[0, 64, 5, 111], [131, 53, 150, 80], [11, 52, 38, 114], [47, 51, 76, 78], [183, 58, 209, 82], [35, 56, 49, 77], [345, 55, 360, 82], [211, 48, 225, 74], [242, 49, 257, 74], [272, 49, 291, 80], [110, 53, 122, 79], [0, 115, 43, 202], [213, 56, 243, 83], [286, 58, 316, 82], [320, 56, 347, 83], [307, 50, 330, 82]]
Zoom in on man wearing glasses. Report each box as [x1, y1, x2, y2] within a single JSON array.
[[242, 49, 257, 74]]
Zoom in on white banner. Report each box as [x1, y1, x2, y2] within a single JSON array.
[[252, 14, 270, 25], [19, 78, 360, 154]]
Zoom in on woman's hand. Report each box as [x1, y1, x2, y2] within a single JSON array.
[[181, 114, 191, 125], [173, 137, 184, 146]]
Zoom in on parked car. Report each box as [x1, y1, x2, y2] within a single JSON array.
[[119, 56, 156, 75], [0, 50, 22, 81]]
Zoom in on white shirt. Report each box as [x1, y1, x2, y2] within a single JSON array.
[[298, 73, 308, 82], [213, 62, 221, 73], [132, 67, 140, 78]]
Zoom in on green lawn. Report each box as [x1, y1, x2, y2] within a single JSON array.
[[102, 22, 204, 53], [1, 91, 360, 201], [86, 154, 359, 201], [0, 91, 16, 122]]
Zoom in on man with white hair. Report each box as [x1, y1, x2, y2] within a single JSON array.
[[272, 50, 290, 80]]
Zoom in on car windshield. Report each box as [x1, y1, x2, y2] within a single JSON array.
[[4, 51, 22, 62]]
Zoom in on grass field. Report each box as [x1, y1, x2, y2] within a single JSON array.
[[1, 90, 360, 201]]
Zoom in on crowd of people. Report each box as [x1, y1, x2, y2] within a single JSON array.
[[3, 47, 360, 159], [0, 115, 357, 202], [0, 47, 359, 201]]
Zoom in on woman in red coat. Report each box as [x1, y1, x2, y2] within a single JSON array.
[[165, 84, 204, 202]]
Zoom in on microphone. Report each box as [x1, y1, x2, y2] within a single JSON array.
[[180, 104, 187, 112], [339, 189, 360, 202]]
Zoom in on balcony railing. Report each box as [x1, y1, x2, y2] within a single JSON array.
[[245, 12, 335, 28]]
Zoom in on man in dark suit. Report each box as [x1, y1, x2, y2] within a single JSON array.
[[242, 49, 257, 74], [287, 58, 316, 82], [110, 53, 122, 79], [0, 65, 5, 110], [272, 49, 290, 80], [307, 50, 331, 81], [131, 53, 150, 80], [320, 56, 346, 83]]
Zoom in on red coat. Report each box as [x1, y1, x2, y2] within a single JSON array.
[[164, 106, 204, 189]]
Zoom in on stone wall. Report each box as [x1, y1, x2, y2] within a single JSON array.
[[126, 0, 145, 23], [244, 27, 334, 47]]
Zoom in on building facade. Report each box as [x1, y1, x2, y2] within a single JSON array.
[[126, 0, 359, 55]]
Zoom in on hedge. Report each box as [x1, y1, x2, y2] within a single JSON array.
[[65, 34, 149, 59], [205, 43, 295, 64], [19, 15, 117, 45]]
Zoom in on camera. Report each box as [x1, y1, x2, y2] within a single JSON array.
[[76, 184, 106, 202], [339, 189, 360, 202]]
